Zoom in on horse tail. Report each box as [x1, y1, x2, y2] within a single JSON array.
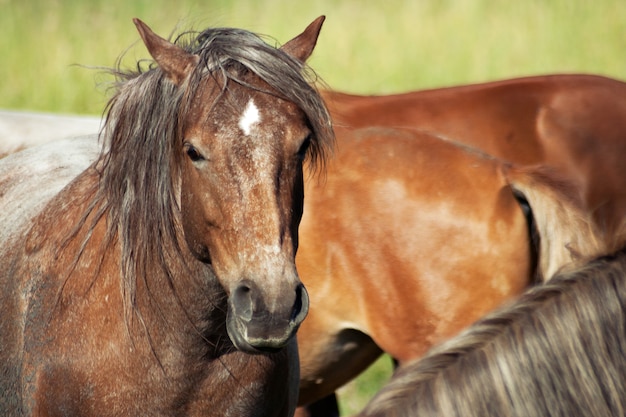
[[504, 164, 609, 281]]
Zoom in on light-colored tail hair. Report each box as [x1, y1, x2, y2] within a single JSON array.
[[505, 164, 625, 280]]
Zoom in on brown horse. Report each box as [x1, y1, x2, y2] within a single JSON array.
[[295, 125, 616, 415], [358, 246, 626, 417], [323, 74, 626, 238], [0, 17, 333, 417], [297, 127, 608, 410], [294, 76, 626, 415]]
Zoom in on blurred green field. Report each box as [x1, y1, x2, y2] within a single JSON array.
[[2, 0, 625, 414], [2, 0, 625, 115]]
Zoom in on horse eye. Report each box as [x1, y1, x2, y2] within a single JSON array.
[[185, 144, 205, 162], [297, 135, 312, 161]]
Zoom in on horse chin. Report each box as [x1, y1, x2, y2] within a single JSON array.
[[225, 311, 299, 354], [224, 279, 309, 354]]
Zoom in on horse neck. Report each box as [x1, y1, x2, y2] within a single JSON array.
[[29, 168, 230, 359]]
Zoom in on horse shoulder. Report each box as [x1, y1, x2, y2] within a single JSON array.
[[0, 136, 99, 413]]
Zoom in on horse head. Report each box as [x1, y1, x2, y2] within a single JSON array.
[[133, 17, 332, 354]]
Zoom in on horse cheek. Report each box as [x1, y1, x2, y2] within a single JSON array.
[[180, 179, 217, 263]]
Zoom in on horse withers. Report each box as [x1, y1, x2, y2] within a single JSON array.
[[0, 17, 333, 417]]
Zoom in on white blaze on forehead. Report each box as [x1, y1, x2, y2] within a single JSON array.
[[238, 99, 261, 135]]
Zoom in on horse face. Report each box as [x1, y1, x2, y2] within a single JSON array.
[[134, 17, 326, 353], [179, 76, 310, 353]]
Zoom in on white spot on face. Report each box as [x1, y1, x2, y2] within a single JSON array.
[[238, 99, 261, 136]]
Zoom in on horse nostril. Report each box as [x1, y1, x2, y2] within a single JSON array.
[[235, 284, 251, 295], [291, 284, 309, 323], [233, 283, 253, 321], [231, 280, 308, 328], [290, 286, 302, 321]]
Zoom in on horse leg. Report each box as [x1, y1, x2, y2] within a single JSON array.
[[294, 393, 340, 417], [298, 327, 383, 407]]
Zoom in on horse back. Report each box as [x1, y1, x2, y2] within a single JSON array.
[[322, 73, 626, 264], [323, 74, 626, 161]]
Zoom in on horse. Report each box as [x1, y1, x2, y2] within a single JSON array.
[[357, 246, 626, 417], [3, 125, 604, 416], [294, 75, 626, 415], [322, 74, 626, 239], [0, 16, 334, 417], [0, 110, 101, 158], [294, 124, 616, 413], [3, 82, 618, 416]]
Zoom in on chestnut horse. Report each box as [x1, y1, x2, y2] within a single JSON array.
[[358, 246, 626, 417], [297, 127, 600, 405], [0, 17, 333, 417], [295, 125, 616, 415], [296, 75, 626, 415]]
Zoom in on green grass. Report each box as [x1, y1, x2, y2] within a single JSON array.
[[2, 0, 625, 413], [337, 355, 395, 416], [2, 0, 625, 114]]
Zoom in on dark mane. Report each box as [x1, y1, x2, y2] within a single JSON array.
[[360, 248, 626, 417], [90, 24, 333, 319]]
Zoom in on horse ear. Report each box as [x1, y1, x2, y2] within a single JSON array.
[[280, 16, 325, 63], [133, 18, 199, 85]]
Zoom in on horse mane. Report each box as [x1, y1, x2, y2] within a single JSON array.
[[72, 24, 334, 323], [360, 247, 626, 417]]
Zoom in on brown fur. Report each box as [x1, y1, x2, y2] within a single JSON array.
[[298, 76, 626, 414], [296, 126, 533, 406], [323, 75, 626, 240], [0, 17, 332, 417], [296, 124, 624, 415], [359, 248, 626, 417]]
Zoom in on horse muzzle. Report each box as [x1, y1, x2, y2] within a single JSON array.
[[226, 280, 309, 354]]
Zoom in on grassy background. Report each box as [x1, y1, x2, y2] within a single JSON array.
[[2, 0, 625, 414], [2, 0, 625, 115]]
